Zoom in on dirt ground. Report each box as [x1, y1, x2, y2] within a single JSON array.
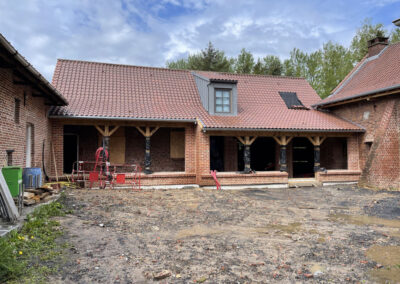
[[50, 185, 400, 283]]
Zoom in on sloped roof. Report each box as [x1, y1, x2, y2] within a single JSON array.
[[50, 59, 206, 121], [315, 42, 400, 107], [195, 71, 362, 131], [50, 59, 363, 132]]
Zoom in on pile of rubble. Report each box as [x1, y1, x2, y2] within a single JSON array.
[[23, 184, 60, 206]]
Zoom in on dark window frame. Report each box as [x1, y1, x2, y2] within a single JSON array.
[[14, 98, 20, 124], [214, 88, 232, 113]]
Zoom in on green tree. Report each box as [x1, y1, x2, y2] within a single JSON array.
[[350, 18, 386, 62], [319, 41, 354, 98], [263, 55, 282, 75], [234, 48, 255, 74], [305, 50, 323, 94], [166, 58, 189, 70], [390, 27, 400, 44], [166, 42, 234, 72], [285, 48, 308, 77], [253, 58, 266, 75]]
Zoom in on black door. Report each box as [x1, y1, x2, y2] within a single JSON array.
[[292, 138, 314, 178], [210, 136, 224, 172], [63, 134, 78, 174]]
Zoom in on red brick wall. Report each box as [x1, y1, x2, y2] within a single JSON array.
[[0, 68, 53, 178], [330, 97, 400, 189], [51, 120, 63, 177], [320, 138, 347, 169]]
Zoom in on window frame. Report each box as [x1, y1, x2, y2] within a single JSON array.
[[214, 88, 232, 114]]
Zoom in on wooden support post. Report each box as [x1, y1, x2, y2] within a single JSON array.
[[237, 136, 257, 174], [94, 125, 120, 162], [306, 136, 326, 173], [273, 136, 293, 172], [136, 126, 160, 174]]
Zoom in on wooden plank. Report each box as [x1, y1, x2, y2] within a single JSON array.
[[109, 127, 125, 164], [170, 131, 185, 159]]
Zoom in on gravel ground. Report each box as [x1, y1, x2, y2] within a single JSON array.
[[49, 185, 400, 283]]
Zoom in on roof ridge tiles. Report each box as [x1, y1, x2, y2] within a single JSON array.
[[197, 70, 306, 80], [57, 58, 192, 73]]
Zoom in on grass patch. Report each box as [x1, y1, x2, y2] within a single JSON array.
[[0, 197, 70, 283]]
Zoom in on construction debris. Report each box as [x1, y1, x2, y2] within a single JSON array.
[[23, 184, 60, 206]]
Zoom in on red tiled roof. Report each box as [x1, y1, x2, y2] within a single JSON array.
[[50, 59, 206, 120], [195, 71, 362, 131], [316, 42, 400, 107], [50, 59, 363, 132]]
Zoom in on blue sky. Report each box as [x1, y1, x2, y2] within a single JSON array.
[[0, 0, 399, 80]]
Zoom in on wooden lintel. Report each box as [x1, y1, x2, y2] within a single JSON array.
[[108, 125, 120, 136], [273, 136, 292, 146], [136, 126, 160, 137], [237, 136, 257, 145], [136, 126, 147, 137], [150, 126, 160, 137], [236, 136, 246, 145], [95, 125, 106, 136], [248, 136, 257, 145], [307, 136, 326, 146]]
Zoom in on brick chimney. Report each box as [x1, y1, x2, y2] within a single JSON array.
[[367, 36, 389, 57]]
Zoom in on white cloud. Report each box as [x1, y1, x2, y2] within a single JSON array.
[[0, 0, 399, 81]]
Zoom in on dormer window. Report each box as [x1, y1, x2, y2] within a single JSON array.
[[215, 89, 231, 113]]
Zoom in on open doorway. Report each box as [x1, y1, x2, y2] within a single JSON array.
[[292, 138, 314, 178], [250, 137, 276, 171], [210, 136, 224, 171], [63, 134, 78, 174]]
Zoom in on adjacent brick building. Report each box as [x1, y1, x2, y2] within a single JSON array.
[[315, 36, 400, 189], [0, 34, 67, 178]]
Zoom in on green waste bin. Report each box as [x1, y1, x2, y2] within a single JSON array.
[[2, 166, 22, 197]]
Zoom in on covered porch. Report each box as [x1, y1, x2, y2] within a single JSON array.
[[51, 119, 198, 186], [199, 130, 361, 187]]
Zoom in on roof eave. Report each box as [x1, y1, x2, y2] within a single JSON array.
[[313, 83, 400, 108], [48, 114, 197, 123], [202, 127, 365, 133]]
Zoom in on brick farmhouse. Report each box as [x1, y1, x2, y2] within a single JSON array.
[[0, 32, 399, 189], [0, 34, 67, 179]]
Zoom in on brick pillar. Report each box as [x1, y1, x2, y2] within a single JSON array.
[[195, 125, 210, 185], [185, 126, 196, 173], [347, 135, 360, 170], [50, 120, 64, 178]]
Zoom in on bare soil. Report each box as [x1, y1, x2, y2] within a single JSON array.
[[50, 185, 400, 283]]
